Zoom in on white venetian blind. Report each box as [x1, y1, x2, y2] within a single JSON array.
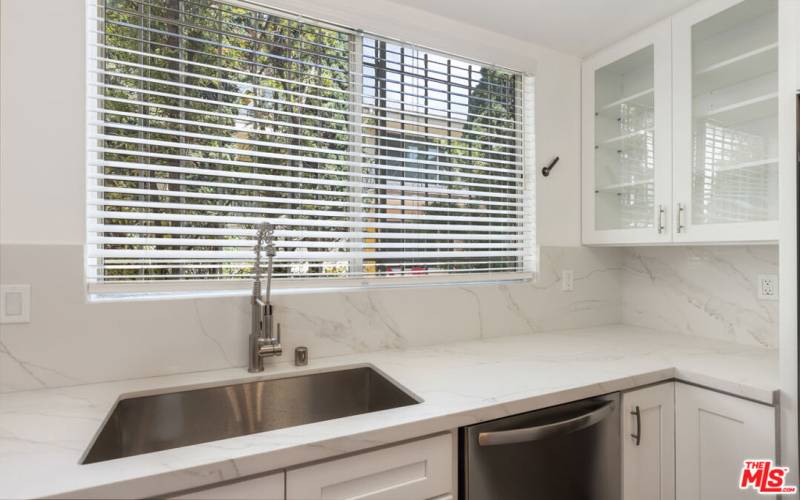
[[87, 0, 536, 289]]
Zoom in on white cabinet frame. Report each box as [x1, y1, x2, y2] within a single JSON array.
[[671, 0, 779, 243], [583, 0, 782, 246], [582, 21, 673, 245]]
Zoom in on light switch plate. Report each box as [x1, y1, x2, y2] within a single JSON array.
[[0, 285, 31, 324], [561, 270, 574, 292], [757, 274, 778, 301]]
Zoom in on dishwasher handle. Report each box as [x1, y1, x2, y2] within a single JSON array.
[[477, 400, 615, 446]]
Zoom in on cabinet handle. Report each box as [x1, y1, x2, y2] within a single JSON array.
[[657, 205, 666, 234], [676, 203, 686, 234], [631, 405, 641, 446]]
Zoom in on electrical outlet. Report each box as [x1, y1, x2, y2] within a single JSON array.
[[0, 285, 31, 324], [561, 270, 574, 292], [757, 274, 778, 301]]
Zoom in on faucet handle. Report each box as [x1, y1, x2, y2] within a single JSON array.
[[276, 323, 281, 345]]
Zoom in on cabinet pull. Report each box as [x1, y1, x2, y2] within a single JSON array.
[[676, 203, 686, 234], [631, 405, 641, 446], [657, 205, 666, 234]]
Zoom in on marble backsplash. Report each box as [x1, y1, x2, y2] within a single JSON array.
[[622, 245, 779, 348], [0, 244, 622, 393], [0, 243, 779, 393]]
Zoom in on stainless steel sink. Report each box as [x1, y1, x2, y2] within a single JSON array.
[[82, 366, 419, 464]]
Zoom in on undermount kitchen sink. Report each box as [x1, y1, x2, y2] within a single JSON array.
[[82, 366, 419, 464]]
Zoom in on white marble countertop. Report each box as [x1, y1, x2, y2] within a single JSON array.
[[0, 325, 778, 499]]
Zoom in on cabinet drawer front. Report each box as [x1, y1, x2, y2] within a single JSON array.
[[287, 434, 453, 500], [168, 471, 284, 500]]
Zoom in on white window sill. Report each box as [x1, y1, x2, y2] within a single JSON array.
[[87, 272, 535, 303]]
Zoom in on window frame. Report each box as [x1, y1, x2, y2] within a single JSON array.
[[85, 0, 537, 296]]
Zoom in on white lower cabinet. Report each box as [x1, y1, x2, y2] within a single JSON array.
[[622, 382, 777, 500], [675, 383, 777, 500], [167, 433, 452, 500], [168, 471, 284, 500], [287, 433, 453, 500], [622, 383, 675, 500]]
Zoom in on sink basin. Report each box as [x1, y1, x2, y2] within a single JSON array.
[[82, 366, 419, 464]]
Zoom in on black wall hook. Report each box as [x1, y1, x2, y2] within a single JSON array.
[[541, 156, 560, 177]]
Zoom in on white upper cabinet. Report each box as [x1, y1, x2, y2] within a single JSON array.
[[582, 22, 673, 245], [672, 0, 779, 243], [582, 0, 780, 245]]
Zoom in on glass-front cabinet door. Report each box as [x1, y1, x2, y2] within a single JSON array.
[[672, 0, 779, 242], [582, 22, 672, 244]]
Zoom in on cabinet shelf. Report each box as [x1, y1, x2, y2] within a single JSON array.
[[697, 92, 777, 125], [710, 157, 778, 173], [596, 88, 655, 114], [694, 43, 778, 93], [596, 127, 654, 147], [595, 179, 653, 193]]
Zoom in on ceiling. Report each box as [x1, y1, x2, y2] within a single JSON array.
[[383, 0, 698, 57]]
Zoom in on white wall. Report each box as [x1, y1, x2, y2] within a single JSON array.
[[0, 0, 583, 247], [0, 0, 86, 245]]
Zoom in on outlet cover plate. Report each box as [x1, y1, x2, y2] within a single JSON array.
[[757, 274, 778, 301], [0, 285, 31, 324]]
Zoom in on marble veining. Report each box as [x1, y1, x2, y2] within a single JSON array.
[[0, 325, 777, 499], [0, 244, 621, 393], [622, 246, 779, 348]]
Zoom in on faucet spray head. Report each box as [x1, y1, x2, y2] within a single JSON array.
[[253, 222, 274, 296]]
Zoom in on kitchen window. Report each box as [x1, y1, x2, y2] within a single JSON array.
[[86, 0, 536, 292]]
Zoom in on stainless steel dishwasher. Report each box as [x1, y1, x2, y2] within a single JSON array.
[[460, 393, 620, 500]]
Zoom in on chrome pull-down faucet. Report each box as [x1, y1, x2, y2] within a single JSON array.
[[249, 222, 282, 372]]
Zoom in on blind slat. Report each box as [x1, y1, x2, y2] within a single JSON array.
[[89, 249, 526, 259], [89, 224, 522, 240], [89, 237, 525, 250]]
